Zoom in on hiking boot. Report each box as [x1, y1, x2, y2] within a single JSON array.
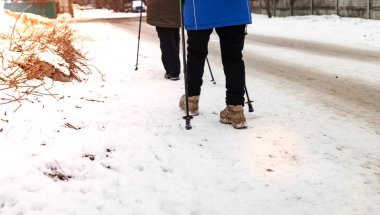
[[164, 73, 180, 81], [220, 105, 247, 129], [179, 95, 199, 116]]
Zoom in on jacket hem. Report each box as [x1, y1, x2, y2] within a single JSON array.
[[147, 21, 181, 28], [185, 19, 252, 30]]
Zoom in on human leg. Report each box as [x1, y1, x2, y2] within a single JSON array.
[[215, 25, 246, 105], [186, 28, 213, 96], [156, 27, 181, 79], [216, 25, 247, 128]]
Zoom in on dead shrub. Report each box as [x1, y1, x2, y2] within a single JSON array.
[[0, 11, 91, 105]]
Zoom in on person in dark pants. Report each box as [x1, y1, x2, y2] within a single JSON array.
[[155, 27, 180, 80], [179, 0, 252, 129], [187, 25, 246, 105], [146, 0, 181, 80]]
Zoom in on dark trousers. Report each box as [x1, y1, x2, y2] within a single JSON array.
[[187, 25, 246, 105], [156, 27, 180, 77]]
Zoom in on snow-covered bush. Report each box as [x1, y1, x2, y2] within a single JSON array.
[[0, 10, 90, 104]]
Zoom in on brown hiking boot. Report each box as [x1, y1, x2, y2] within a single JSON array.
[[220, 105, 247, 129], [179, 95, 199, 116]]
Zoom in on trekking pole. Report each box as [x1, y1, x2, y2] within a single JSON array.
[[245, 86, 254, 112], [206, 57, 216, 84], [180, 0, 193, 130], [134, 0, 143, 71]]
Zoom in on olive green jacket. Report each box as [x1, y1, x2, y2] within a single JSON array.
[[146, 0, 181, 28]]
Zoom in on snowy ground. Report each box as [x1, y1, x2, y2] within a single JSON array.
[[250, 14, 380, 50], [1, 9, 380, 215]]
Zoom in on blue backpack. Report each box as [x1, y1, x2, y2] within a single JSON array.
[[183, 0, 252, 30]]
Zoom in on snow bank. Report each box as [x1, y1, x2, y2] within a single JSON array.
[[250, 14, 380, 49]]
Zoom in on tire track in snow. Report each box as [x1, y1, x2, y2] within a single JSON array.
[[245, 33, 380, 64], [208, 35, 380, 134]]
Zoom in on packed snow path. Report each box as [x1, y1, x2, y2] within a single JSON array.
[[1, 15, 379, 215], [110, 16, 380, 134]]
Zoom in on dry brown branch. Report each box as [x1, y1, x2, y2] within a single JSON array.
[[65, 122, 80, 130], [14, 104, 22, 113], [82, 98, 104, 103], [43, 160, 73, 181]]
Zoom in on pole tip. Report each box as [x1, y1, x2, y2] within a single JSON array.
[[183, 116, 193, 130], [186, 124, 192, 130], [248, 104, 254, 112], [135, 66, 138, 71]]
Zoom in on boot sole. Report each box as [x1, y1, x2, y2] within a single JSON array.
[[220, 118, 247, 129], [180, 108, 199, 116], [165, 74, 180, 80]]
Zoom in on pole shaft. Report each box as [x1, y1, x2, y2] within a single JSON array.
[[206, 58, 216, 84], [135, 0, 143, 70]]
